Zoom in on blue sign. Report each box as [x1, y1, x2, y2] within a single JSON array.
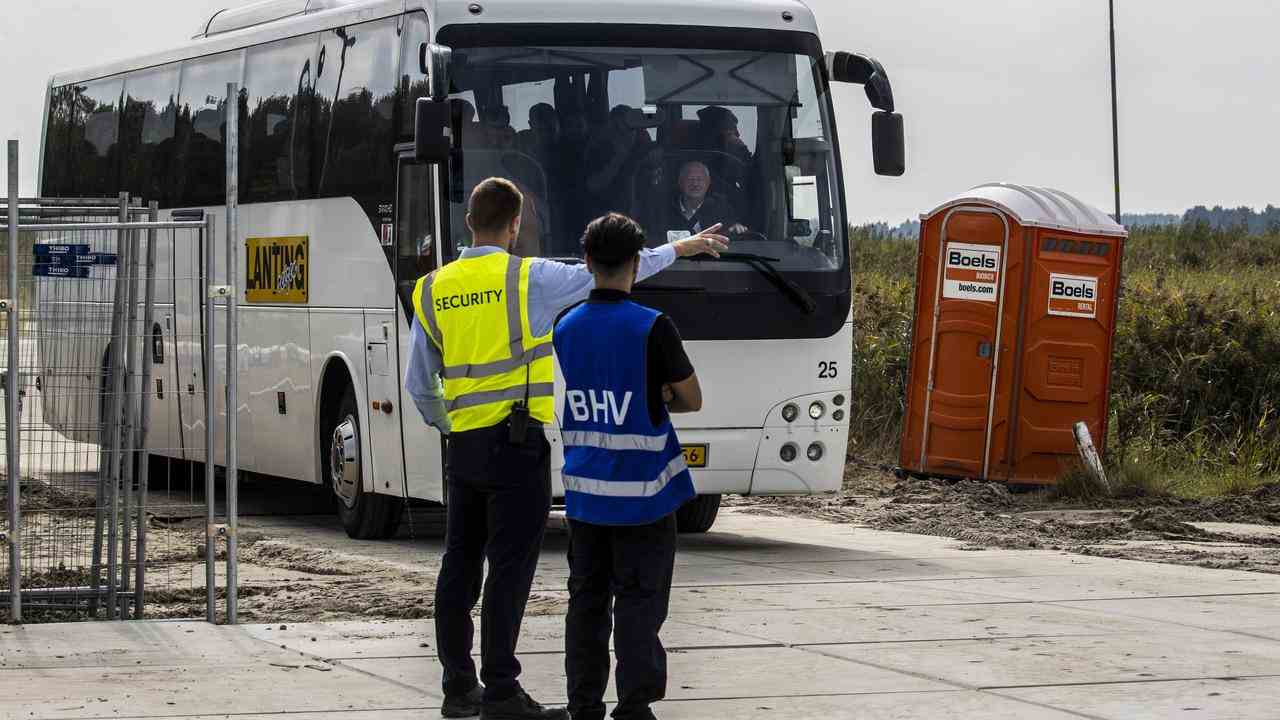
[[32, 244, 116, 277], [33, 265, 91, 279], [32, 244, 90, 257]]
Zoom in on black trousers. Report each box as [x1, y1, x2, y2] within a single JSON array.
[[565, 513, 677, 720], [435, 423, 551, 703]]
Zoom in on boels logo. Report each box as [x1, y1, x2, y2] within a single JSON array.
[[942, 242, 1001, 303], [948, 250, 998, 270], [1048, 273, 1098, 318]]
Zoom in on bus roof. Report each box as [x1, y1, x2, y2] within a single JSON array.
[[49, 0, 820, 87]]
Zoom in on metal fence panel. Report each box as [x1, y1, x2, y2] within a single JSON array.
[[1, 139, 236, 623]]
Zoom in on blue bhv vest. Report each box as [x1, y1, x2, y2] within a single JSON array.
[[554, 299, 696, 525]]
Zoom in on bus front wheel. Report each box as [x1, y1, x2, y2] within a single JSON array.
[[324, 385, 403, 540], [676, 494, 721, 534]]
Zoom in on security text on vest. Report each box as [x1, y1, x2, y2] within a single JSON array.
[[434, 289, 503, 312]]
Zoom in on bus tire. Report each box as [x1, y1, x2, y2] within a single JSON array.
[[676, 494, 721, 534], [324, 384, 403, 540]]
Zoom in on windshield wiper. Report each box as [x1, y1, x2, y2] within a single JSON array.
[[688, 252, 818, 315]]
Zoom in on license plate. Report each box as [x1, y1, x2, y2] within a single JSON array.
[[681, 444, 708, 468]]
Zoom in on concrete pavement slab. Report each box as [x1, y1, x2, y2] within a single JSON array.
[[894, 566, 1280, 603], [241, 615, 777, 661], [106, 707, 435, 712], [676, 601, 1169, 646], [655, 690, 1085, 719], [0, 661, 429, 720], [343, 645, 949, 704], [997, 677, 1280, 720], [665, 579, 1010, 613], [819, 629, 1280, 688], [0, 621, 283, 669], [1053, 594, 1280, 637]]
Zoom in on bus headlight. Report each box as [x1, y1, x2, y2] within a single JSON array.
[[832, 409, 845, 422], [807, 442, 824, 462], [781, 403, 799, 423], [833, 394, 845, 406], [808, 401, 825, 420], [780, 443, 798, 462]]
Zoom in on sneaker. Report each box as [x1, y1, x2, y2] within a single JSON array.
[[442, 685, 485, 718], [480, 690, 570, 720]]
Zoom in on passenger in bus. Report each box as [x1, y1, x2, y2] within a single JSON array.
[[695, 105, 752, 208], [555, 213, 702, 720], [478, 105, 516, 148], [515, 103, 562, 160], [584, 105, 658, 219], [514, 103, 569, 246], [557, 110, 593, 240], [657, 161, 747, 242], [404, 179, 728, 720]]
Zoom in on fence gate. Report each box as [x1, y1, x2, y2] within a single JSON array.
[[1, 132, 241, 623]]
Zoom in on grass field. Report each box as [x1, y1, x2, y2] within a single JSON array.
[[849, 222, 1280, 498]]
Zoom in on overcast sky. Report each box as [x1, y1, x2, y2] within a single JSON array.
[[1, 0, 1275, 222]]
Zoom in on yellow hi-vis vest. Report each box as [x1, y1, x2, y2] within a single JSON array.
[[412, 252, 554, 433]]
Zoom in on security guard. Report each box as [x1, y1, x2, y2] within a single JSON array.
[[405, 178, 727, 720], [555, 213, 702, 720]]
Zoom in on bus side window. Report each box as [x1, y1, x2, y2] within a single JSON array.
[[70, 77, 125, 197], [42, 86, 75, 197], [174, 50, 245, 208], [242, 33, 318, 203], [313, 17, 399, 204], [120, 65, 179, 207], [397, 11, 432, 142]]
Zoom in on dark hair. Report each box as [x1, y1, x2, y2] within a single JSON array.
[[583, 213, 646, 275], [467, 178, 523, 234]]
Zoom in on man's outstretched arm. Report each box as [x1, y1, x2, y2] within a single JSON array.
[[526, 225, 729, 336]]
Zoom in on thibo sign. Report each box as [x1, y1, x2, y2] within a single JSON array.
[[942, 242, 1001, 302], [1047, 273, 1099, 318], [31, 243, 116, 278]]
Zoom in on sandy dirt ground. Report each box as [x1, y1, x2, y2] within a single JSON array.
[[5, 479, 565, 624], [728, 463, 1280, 574], [6, 458, 1280, 623]]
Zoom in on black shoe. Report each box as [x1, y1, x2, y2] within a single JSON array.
[[480, 690, 570, 720], [442, 685, 485, 718]]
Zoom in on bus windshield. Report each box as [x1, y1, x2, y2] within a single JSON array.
[[440, 40, 846, 293]]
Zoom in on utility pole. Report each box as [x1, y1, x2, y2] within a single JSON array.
[[1109, 0, 1121, 223]]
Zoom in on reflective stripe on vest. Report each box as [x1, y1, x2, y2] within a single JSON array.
[[412, 252, 554, 432], [562, 453, 690, 498], [560, 430, 669, 452]]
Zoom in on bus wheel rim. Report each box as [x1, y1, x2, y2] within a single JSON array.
[[331, 415, 360, 509]]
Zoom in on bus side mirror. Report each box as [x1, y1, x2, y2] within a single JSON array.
[[419, 43, 452, 101], [872, 111, 905, 177], [415, 98, 453, 164], [827, 51, 906, 176]]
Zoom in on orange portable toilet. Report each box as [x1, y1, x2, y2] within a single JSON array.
[[899, 184, 1127, 486]]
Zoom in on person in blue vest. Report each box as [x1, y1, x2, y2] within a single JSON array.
[[553, 213, 703, 720]]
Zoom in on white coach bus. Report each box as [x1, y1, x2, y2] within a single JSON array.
[[38, 0, 904, 537]]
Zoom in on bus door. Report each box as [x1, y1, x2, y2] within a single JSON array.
[[385, 152, 445, 501], [171, 209, 207, 464]]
